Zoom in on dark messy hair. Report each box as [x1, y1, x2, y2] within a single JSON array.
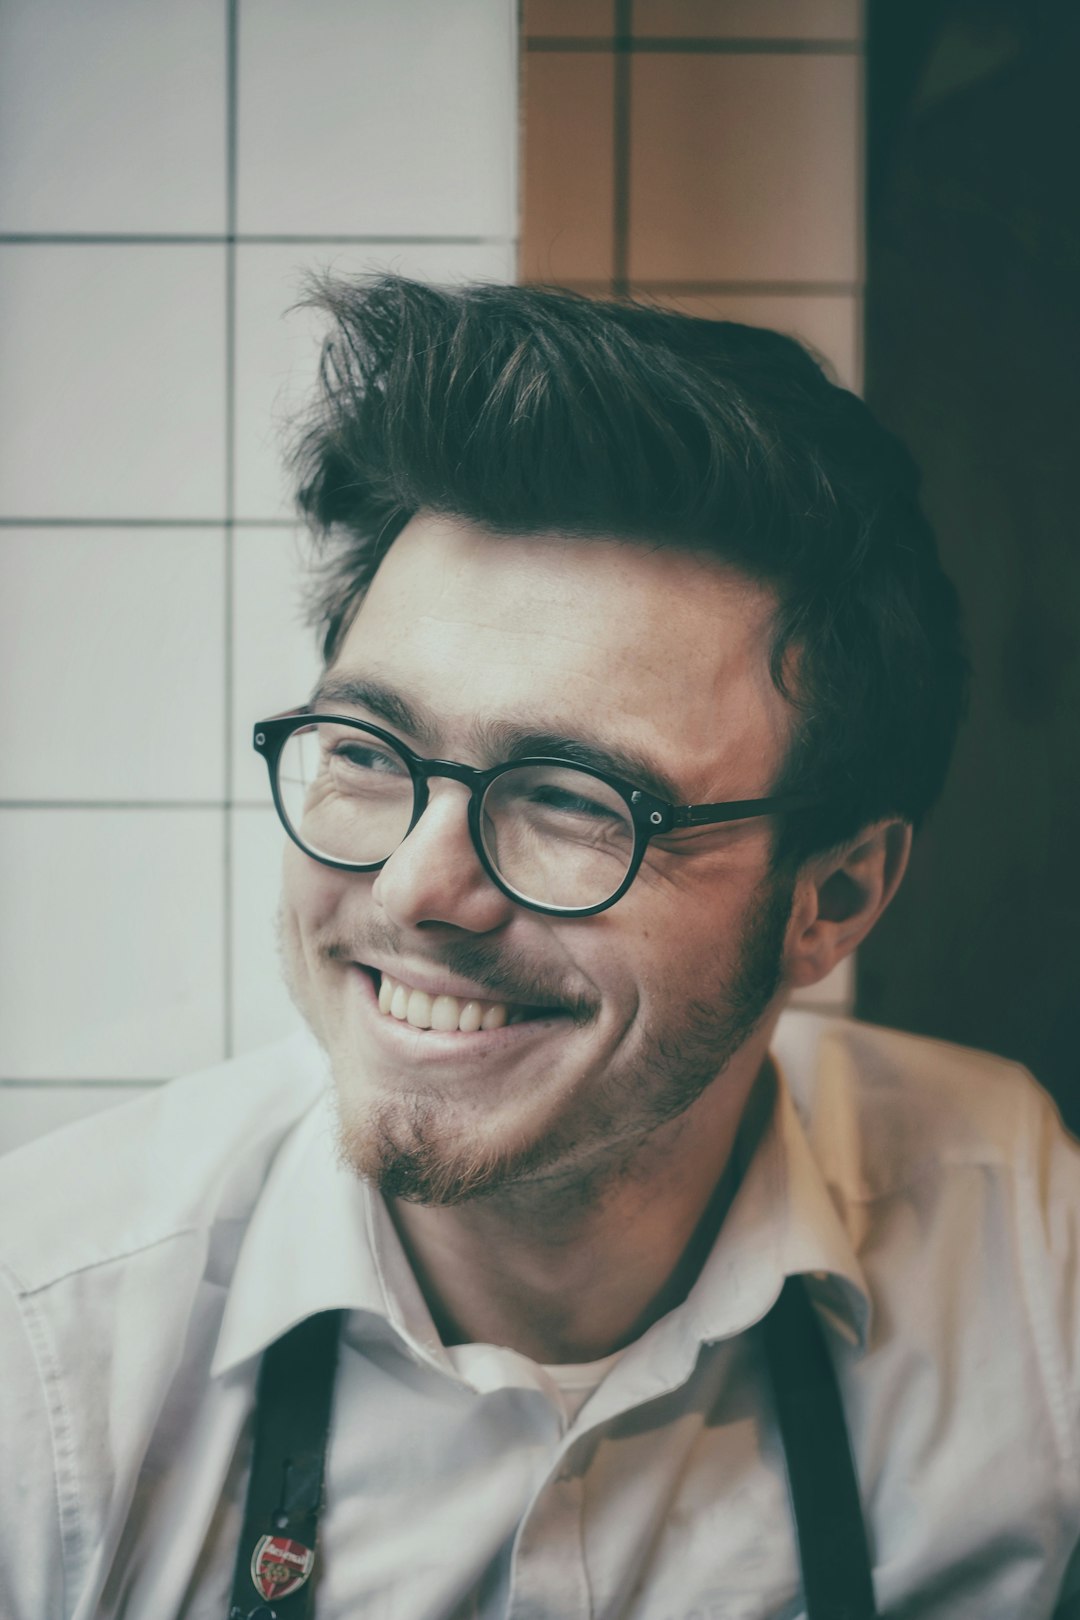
[[290, 274, 967, 865]]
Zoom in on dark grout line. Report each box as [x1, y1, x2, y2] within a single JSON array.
[[526, 37, 859, 54], [224, 0, 239, 1061], [0, 517, 299, 528], [612, 0, 632, 299], [0, 801, 234, 811], [0, 1078, 165, 1089], [0, 801, 277, 810], [0, 233, 512, 246], [522, 280, 861, 297]]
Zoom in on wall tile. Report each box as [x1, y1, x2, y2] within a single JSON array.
[[0, 809, 226, 1080], [0, 529, 226, 801], [521, 51, 617, 286], [632, 0, 861, 39], [0, 1083, 152, 1157], [230, 807, 306, 1056], [234, 241, 517, 521], [233, 529, 323, 802], [0, 245, 226, 519], [635, 290, 860, 390], [236, 0, 517, 237], [0, 0, 226, 234], [628, 54, 860, 283], [523, 0, 614, 37]]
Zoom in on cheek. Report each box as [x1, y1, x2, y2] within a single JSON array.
[[282, 843, 348, 933], [605, 892, 747, 1009]]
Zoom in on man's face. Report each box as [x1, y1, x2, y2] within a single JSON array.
[[281, 513, 798, 1204]]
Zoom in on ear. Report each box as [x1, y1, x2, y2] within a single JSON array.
[[782, 819, 912, 991]]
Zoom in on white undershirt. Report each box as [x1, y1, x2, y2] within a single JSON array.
[[446, 1339, 625, 1424]]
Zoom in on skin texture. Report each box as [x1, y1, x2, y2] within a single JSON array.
[[280, 513, 911, 1360]]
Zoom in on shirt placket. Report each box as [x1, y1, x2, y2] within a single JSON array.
[[504, 1438, 592, 1620]]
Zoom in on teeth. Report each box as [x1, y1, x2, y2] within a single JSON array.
[[406, 990, 432, 1028], [375, 973, 516, 1034], [457, 1000, 484, 1033], [430, 995, 461, 1032]]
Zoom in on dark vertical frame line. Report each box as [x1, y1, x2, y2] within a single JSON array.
[[223, 0, 239, 1058], [854, 4, 868, 395], [612, 0, 632, 298]]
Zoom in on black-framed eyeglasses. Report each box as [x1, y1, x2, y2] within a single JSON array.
[[253, 709, 822, 918]]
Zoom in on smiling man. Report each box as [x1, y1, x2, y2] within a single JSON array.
[[2, 278, 1079, 1620]]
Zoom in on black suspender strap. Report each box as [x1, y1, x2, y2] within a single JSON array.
[[226, 1282, 875, 1620], [763, 1275, 880, 1620], [228, 1309, 344, 1620]]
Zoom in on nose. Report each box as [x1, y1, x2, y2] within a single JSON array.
[[370, 779, 517, 933]]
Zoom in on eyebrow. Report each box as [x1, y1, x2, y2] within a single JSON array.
[[312, 672, 687, 805], [311, 674, 437, 744], [477, 723, 685, 805]]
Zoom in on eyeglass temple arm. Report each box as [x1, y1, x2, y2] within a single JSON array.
[[670, 794, 821, 830]]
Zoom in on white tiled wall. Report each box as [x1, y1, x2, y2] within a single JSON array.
[[1, 0, 861, 1152], [0, 0, 228, 235], [0, 245, 228, 518], [0, 0, 518, 1149]]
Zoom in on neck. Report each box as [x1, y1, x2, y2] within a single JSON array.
[[389, 1046, 778, 1366]]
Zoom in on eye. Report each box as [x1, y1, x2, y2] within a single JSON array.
[[528, 783, 622, 821], [333, 741, 406, 774], [316, 726, 410, 778]]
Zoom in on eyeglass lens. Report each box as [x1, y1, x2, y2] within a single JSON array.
[[275, 723, 637, 910]]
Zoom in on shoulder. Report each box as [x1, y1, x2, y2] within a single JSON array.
[[0, 1029, 329, 1297], [0, 1034, 329, 1618], [775, 1011, 1080, 1450], [772, 1008, 1076, 1204]]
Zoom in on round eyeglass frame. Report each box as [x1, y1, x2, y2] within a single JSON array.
[[253, 709, 823, 919]]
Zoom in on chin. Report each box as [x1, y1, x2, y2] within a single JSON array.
[[330, 1079, 563, 1206]]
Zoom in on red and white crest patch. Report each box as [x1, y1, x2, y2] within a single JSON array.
[[250, 1534, 315, 1602]]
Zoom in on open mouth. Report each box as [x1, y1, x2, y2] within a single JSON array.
[[364, 968, 563, 1034]]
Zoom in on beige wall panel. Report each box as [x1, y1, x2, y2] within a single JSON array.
[[521, 52, 616, 284], [638, 290, 860, 389], [523, 0, 615, 37], [632, 0, 861, 39], [628, 53, 859, 283]]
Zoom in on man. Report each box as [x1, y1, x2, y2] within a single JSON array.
[[2, 277, 1077, 1619]]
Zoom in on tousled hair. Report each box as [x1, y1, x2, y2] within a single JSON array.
[[290, 274, 967, 865]]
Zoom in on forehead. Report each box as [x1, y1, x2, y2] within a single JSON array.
[[333, 514, 791, 794]]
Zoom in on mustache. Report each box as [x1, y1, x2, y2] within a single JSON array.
[[327, 922, 599, 1024]]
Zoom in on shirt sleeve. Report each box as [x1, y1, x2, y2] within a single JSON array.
[[0, 1269, 70, 1620]]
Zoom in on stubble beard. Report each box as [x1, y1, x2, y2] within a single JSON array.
[[282, 875, 794, 1210]]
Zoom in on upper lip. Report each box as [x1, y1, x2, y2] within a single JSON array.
[[357, 957, 559, 1009]]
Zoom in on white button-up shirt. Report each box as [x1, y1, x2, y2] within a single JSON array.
[[2, 1012, 1079, 1619]]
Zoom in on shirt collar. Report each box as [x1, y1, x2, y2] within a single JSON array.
[[585, 1059, 871, 1410], [211, 1089, 441, 1376], [212, 1032, 871, 1378], [687, 1062, 872, 1350]]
